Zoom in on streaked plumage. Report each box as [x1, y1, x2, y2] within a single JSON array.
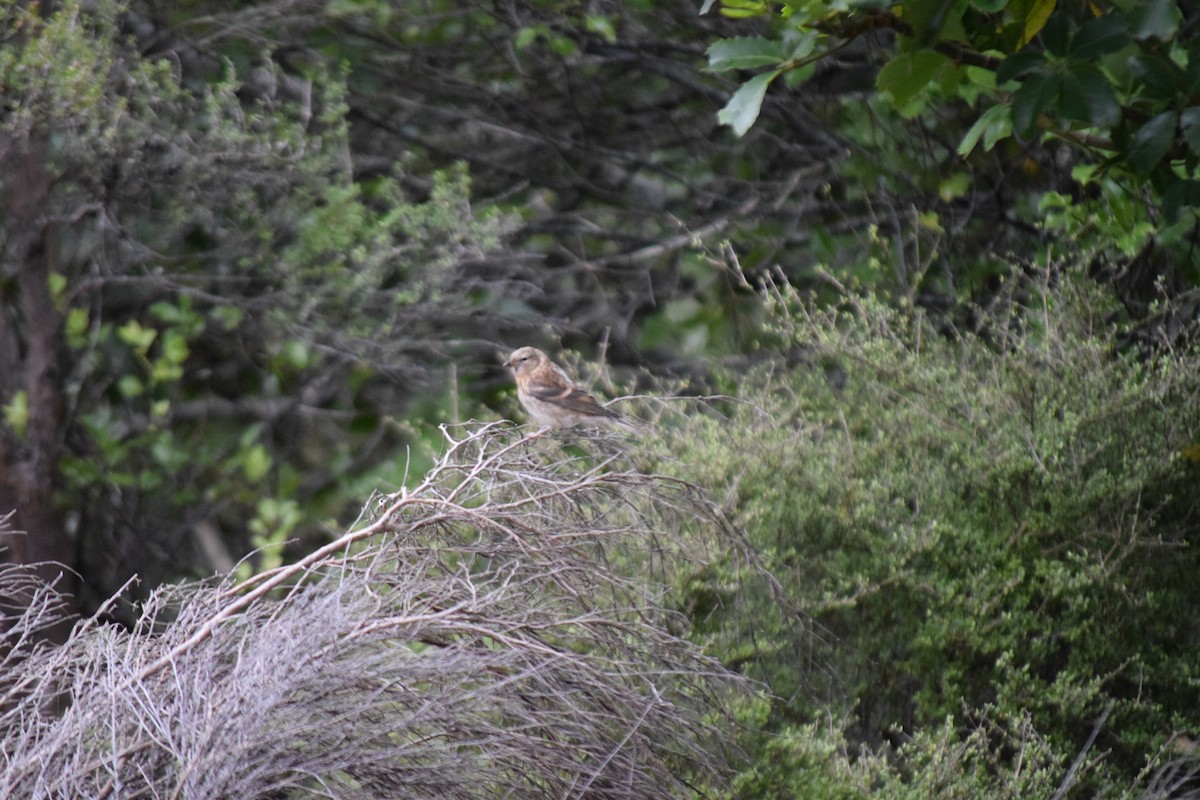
[[504, 347, 635, 430]]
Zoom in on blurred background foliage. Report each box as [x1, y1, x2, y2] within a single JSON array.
[[1, 0, 1199, 796]]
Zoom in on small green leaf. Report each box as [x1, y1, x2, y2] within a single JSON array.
[[1128, 0, 1180, 40], [118, 374, 144, 398], [3, 390, 28, 438], [717, 69, 780, 137], [117, 320, 157, 354], [939, 172, 971, 201], [514, 27, 539, 49], [876, 50, 949, 108], [242, 444, 272, 482], [48, 272, 68, 304], [706, 37, 787, 72], [959, 104, 1013, 155], [66, 307, 90, 345], [718, 0, 769, 18], [160, 329, 190, 366], [585, 15, 616, 42], [1127, 111, 1177, 175], [211, 306, 244, 331]]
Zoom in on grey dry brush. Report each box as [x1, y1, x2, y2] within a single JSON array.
[[0, 422, 747, 799]]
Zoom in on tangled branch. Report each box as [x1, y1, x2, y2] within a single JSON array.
[[0, 423, 747, 799]]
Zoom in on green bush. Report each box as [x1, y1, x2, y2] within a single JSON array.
[[654, 267, 1200, 795]]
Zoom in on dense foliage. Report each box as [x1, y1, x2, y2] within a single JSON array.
[[650, 269, 1200, 795]]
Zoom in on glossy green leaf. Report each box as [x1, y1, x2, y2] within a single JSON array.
[[1128, 0, 1180, 40], [996, 51, 1045, 85], [717, 69, 781, 137], [1058, 65, 1120, 128], [1013, 0, 1057, 48], [707, 37, 787, 72], [1130, 54, 1183, 101], [1068, 14, 1129, 59], [1039, 11, 1071, 56], [1011, 72, 1060, 138], [1128, 110, 1177, 174]]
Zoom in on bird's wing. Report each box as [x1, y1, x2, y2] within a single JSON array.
[[526, 381, 621, 418]]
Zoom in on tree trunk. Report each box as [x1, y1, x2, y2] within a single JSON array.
[[0, 139, 77, 642]]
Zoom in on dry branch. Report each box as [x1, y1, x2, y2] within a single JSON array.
[[0, 423, 747, 799]]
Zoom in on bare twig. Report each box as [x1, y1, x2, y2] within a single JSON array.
[[0, 423, 747, 799]]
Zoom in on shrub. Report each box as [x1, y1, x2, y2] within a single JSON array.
[[0, 425, 745, 799], [653, 267, 1200, 795]]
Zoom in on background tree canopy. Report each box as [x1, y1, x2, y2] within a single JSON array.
[[1, 0, 1198, 796]]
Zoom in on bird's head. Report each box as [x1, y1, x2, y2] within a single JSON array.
[[504, 346, 547, 375]]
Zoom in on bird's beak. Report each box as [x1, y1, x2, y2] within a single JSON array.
[[503, 357, 514, 369]]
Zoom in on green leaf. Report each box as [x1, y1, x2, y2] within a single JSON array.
[[718, 0, 769, 18], [585, 15, 616, 43], [1179, 107, 1200, 156], [1127, 111, 1177, 175], [1058, 65, 1120, 128], [48, 272, 68, 304], [66, 307, 89, 346], [958, 104, 1012, 155], [1016, 0, 1056, 47], [1162, 179, 1200, 221], [242, 444, 272, 482], [1039, 11, 1071, 56], [876, 50, 949, 108], [717, 69, 781, 137], [118, 374, 144, 398], [996, 51, 1045, 85], [1128, 0, 1180, 41], [3, 391, 28, 438], [160, 329, 190, 366], [707, 37, 787, 72], [939, 172, 971, 201], [514, 26, 537, 50], [117, 320, 157, 354], [1068, 14, 1130, 59], [1011, 72, 1061, 138], [1130, 54, 1184, 101]]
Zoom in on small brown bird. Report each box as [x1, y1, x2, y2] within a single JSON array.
[[504, 346, 636, 430]]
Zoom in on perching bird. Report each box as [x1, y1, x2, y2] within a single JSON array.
[[504, 346, 637, 430]]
